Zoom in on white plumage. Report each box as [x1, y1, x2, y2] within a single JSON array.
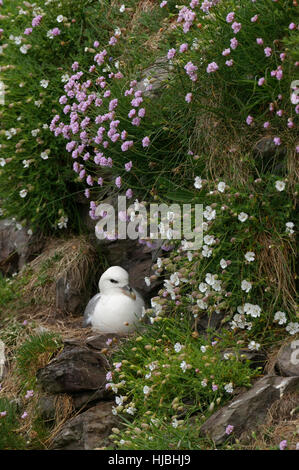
[[83, 266, 145, 334]]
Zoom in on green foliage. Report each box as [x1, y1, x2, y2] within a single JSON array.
[[0, 398, 27, 450], [15, 332, 63, 389], [107, 316, 259, 450]]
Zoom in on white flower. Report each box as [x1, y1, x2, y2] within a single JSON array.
[[172, 418, 179, 428], [119, 4, 126, 12], [194, 176, 203, 189], [286, 322, 299, 335], [20, 45, 30, 54], [187, 251, 193, 262], [201, 379, 207, 387], [205, 273, 217, 286], [224, 383, 234, 394], [180, 361, 187, 373], [202, 245, 212, 257], [34, 100, 42, 107], [57, 216, 68, 229], [274, 311, 287, 325], [170, 272, 180, 286], [245, 251, 255, 262], [248, 341, 260, 351], [199, 282, 208, 293], [19, 189, 28, 198], [27, 229, 33, 236], [61, 73, 70, 83], [285, 222, 294, 234], [200, 345, 207, 353], [203, 235, 216, 245], [203, 206, 216, 221], [0, 158, 6, 167], [115, 395, 124, 406], [241, 280, 252, 293], [174, 342, 183, 353], [14, 36, 22, 45], [275, 180, 286, 192], [40, 151, 49, 160], [238, 212, 248, 223], [220, 258, 228, 269], [212, 280, 222, 292], [143, 386, 150, 395], [22, 160, 30, 168], [144, 277, 151, 287], [197, 299, 208, 310], [156, 257, 162, 268], [217, 181, 226, 193], [126, 406, 136, 415], [56, 15, 64, 22], [244, 303, 261, 318], [40, 79, 49, 88], [31, 129, 40, 137]]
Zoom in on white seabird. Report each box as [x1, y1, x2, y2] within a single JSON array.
[[83, 266, 145, 333]]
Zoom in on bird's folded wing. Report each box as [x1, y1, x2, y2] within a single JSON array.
[[83, 293, 101, 327]]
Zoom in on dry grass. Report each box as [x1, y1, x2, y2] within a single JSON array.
[[257, 231, 297, 314], [239, 392, 299, 450], [21, 236, 97, 309]]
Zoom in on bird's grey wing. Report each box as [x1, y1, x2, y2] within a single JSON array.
[[83, 293, 101, 327]]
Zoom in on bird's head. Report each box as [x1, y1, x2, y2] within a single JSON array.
[[99, 266, 136, 299]]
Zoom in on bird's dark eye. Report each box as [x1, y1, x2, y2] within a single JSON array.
[[110, 279, 118, 284]]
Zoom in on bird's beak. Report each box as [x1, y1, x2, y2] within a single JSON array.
[[121, 285, 136, 300]]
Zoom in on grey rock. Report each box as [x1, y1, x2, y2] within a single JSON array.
[[134, 56, 174, 98], [36, 344, 110, 395], [253, 137, 286, 175], [0, 340, 6, 381], [275, 340, 299, 377], [36, 395, 56, 422], [221, 348, 267, 370], [51, 401, 118, 450], [0, 219, 45, 275], [85, 334, 122, 351], [200, 375, 299, 445]]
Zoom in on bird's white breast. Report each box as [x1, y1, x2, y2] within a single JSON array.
[[91, 291, 144, 333]]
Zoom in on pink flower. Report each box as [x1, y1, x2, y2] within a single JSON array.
[[256, 38, 263, 45], [231, 22, 242, 34], [115, 176, 122, 188], [280, 53, 286, 61], [230, 37, 238, 49], [185, 92, 192, 103], [225, 425, 234, 435], [52, 27, 61, 36], [167, 48, 176, 60], [263, 121, 270, 129], [93, 40, 99, 48], [264, 47, 272, 57], [160, 1, 167, 7], [126, 189, 133, 199], [206, 62, 219, 73], [179, 43, 188, 53], [121, 140, 133, 152], [125, 161, 132, 171], [226, 12, 235, 23], [279, 440, 287, 450], [142, 136, 150, 147], [273, 137, 281, 146], [222, 48, 231, 56], [258, 77, 265, 86], [24, 28, 33, 35], [251, 15, 258, 22], [32, 15, 43, 27], [21, 412, 28, 419], [289, 23, 296, 30], [225, 59, 234, 67], [246, 115, 254, 126]]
